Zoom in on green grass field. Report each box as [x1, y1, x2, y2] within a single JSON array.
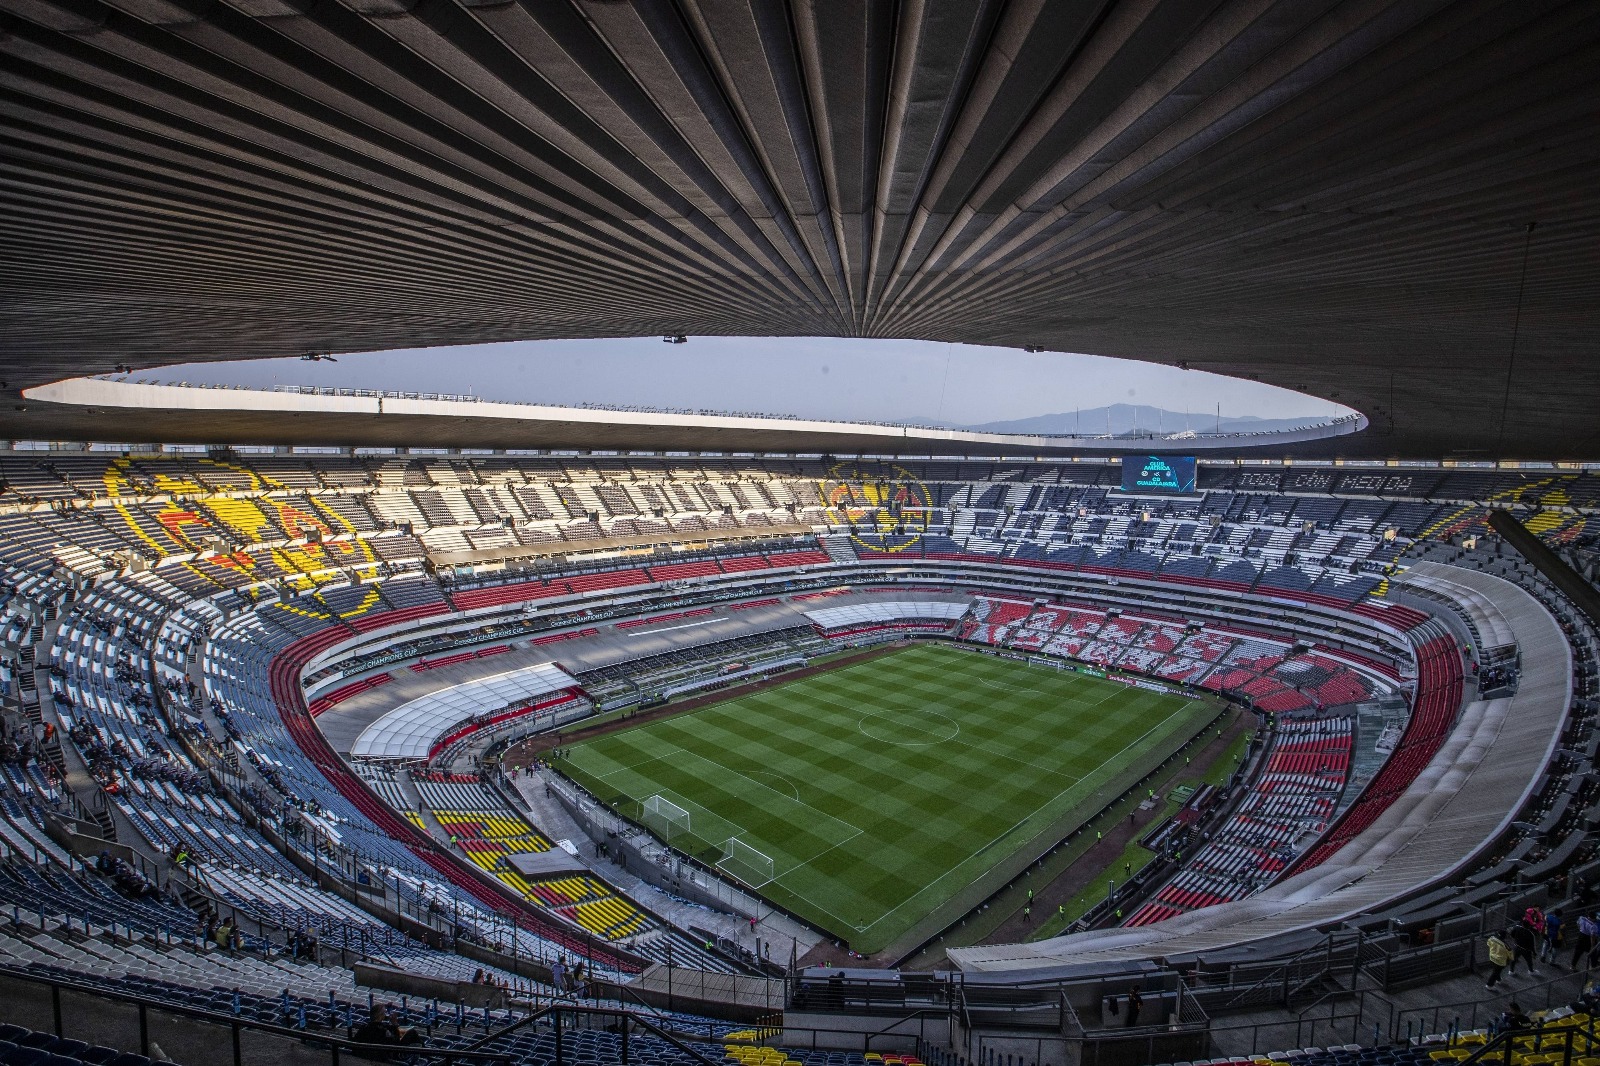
[[559, 643, 1215, 952]]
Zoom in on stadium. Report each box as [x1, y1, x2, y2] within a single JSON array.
[[0, 4, 1599, 1066]]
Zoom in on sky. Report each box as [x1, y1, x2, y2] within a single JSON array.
[[144, 337, 1351, 427]]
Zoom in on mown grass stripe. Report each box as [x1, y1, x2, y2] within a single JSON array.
[[561, 643, 1214, 950]]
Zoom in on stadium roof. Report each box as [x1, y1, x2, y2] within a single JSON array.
[[2, 1, 1598, 459]]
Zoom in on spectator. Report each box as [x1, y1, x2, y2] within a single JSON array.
[[1583, 912, 1600, 970], [289, 930, 318, 962], [1496, 1001, 1531, 1035], [1543, 909, 1563, 964], [1510, 920, 1539, 977], [1486, 930, 1512, 989], [354, 1003, 399, 1045]]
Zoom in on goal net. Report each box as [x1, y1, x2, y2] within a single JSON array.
[[642, 794, 691, 844], [717, 836, 776, 888]]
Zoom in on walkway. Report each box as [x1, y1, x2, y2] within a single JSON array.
[[508, 769, 824, 969]]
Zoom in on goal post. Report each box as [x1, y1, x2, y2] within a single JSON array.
[[642, 794, 691, 844], [717, 836, 776, 889]]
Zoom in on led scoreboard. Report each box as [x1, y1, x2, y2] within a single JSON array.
[[1121, 455, 1197, 494]]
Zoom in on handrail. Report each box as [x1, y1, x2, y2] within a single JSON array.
[[1292, 938, 1387, 1020], [0, 960, 514, 1063], [452, 1000, 725, 1066], [1460, 1017, 1596, 1066], [864, 1007, 953, 1050], [1218, 930, 1361, 1012]]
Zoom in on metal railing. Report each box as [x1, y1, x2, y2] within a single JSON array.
[[0, 960, 516, 1066], [451, 1002, 724, 1066], [1461, 1015, 1598, 1066]]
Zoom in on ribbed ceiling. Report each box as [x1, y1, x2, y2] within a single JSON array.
[[1, 0, 1597, 457]]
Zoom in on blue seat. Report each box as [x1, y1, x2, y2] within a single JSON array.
[[1, 1048, 47, 1066], [77, 1051, 119, 1065], [107, 1056, 152, 1066]]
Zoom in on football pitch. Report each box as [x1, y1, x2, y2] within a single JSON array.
[[559, 643, 1216, 953]]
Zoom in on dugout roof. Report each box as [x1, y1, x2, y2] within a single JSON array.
[[350, 661, 575, 761]]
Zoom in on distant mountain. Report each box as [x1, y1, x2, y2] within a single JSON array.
[[966, 403, 1327, 437]]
